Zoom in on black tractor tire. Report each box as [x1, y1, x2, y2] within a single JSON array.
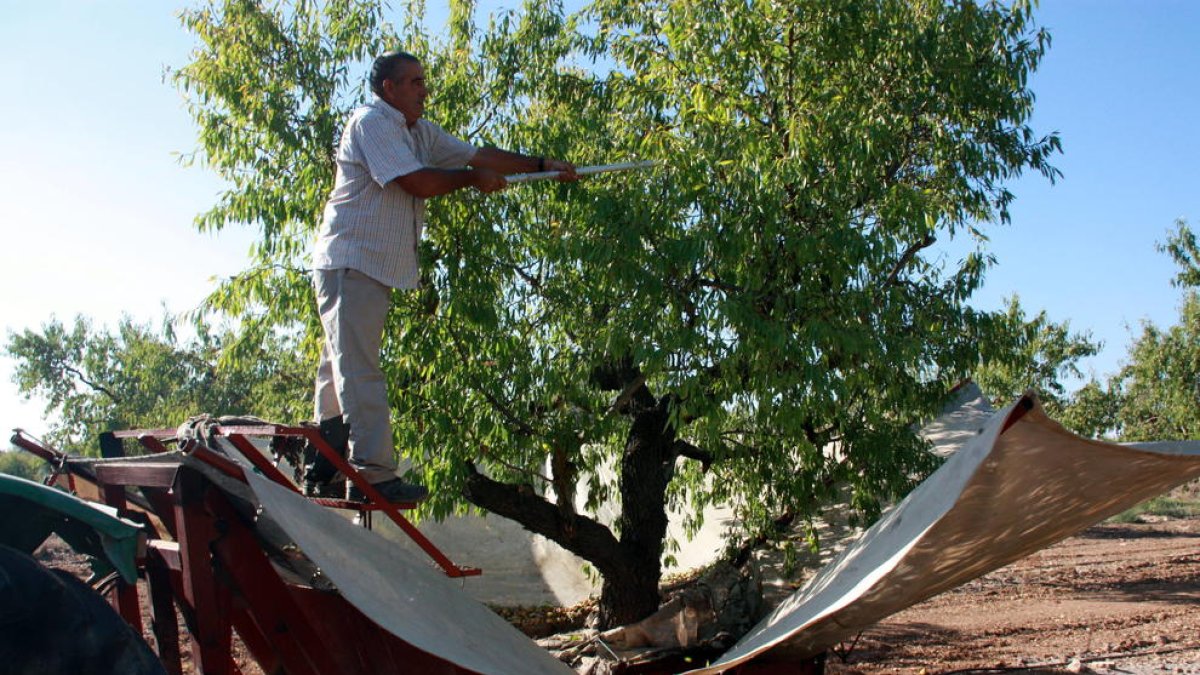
[[0, 544, 166, 675]]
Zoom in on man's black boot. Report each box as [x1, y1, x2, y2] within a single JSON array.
[[347, 477, 430, 504], [304, 416, 349, 497]]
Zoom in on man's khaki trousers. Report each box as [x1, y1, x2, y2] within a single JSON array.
[[313, 268, 397, 483]]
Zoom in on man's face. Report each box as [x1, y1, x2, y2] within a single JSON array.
[[382, 60, 427, 126]]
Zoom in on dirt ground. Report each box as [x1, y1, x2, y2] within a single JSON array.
[[825, 518, 1200, 675], [33, 517, 1200, 674]]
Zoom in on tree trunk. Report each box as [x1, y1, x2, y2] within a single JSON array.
[[597, 390, 678, 627], [462, 385, 680, 630]]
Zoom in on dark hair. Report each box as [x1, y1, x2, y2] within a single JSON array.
[[370, 51, 420, 97]]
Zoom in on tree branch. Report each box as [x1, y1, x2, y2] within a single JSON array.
[[463, 463, 626, 578], [882, 233, 937, 292], [62, 365, 122, 404], [609, 373, 647, 415], [475, 444, 552, 485], [673, 439, 713, 471], [550, 445, 577, 517], [696, 276, 745, 295]]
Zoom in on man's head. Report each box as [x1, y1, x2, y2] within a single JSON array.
[[371, 51, 426, 126]]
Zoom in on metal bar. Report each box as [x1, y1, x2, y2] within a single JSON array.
[[221, 432, 302, 493], [10, 431, 82, 493], [145, 546, 184, 675], [112, 428, 180, 440], [289, 428, 481, 577], [189, 444, 251, 482], [120, 486, 175, 541], [215, 424, 292, 436], [205, 486, 348, 675], [96, 476, 145, 633], [506, 159, 658, 184], [10, 429, 65, 465], [309, 496, 383, 510], [367, 485, 482, 577], [112, 574, 143, 635], [13, 431, 169, 521], [99, 431, 125, 458], [94, 462, 179, 489], [151, 544, 206, 670], [137, 435, 175, 454], [148, 540, 182, 569], [174, 469, 235, 675], [181, 425, 481, 577]]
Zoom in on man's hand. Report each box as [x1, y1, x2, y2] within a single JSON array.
[[544, 159, 579, 182], [471, 167, 508, 193]]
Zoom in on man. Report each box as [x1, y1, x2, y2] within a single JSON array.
[[310, 51, 577, 503]]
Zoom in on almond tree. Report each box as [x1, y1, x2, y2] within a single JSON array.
[[175, 0, 1059, 626]]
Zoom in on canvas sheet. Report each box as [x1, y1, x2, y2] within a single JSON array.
[[370, 383, 994, 610], [241, 468, 574, 675], [686, 394, 1200, 673]]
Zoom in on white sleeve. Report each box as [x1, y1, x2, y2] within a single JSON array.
[[354, 111, 425, 186], [424, 121, 478, 169]]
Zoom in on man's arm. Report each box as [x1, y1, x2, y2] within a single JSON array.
[[469, 147, 578, 180], [392, 147, 577, 198], [393, 166, 507, 198]]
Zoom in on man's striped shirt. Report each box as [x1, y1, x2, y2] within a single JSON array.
[[312, 97, 477, 289]]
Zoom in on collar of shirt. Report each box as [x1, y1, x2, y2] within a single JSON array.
[[370, 95, 411, 129]]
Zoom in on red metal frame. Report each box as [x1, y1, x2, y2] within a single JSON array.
[[166, 464, 478, 674], [144, 542, 183, 675], [11, 429, 77, 492], [112, 424, 480, 578], [26, 436, 478, 675]]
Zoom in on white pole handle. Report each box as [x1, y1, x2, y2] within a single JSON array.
[[506, 160, 659, 184]]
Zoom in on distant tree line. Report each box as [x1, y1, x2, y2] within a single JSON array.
[[5, 316, 309, 456], [972, 221, 1199, 441]]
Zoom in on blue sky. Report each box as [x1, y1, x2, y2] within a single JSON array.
[[2, 1, 1198, 442]]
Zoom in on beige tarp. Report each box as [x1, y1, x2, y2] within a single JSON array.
[[241, 468, 575, 675], [685, 394, 1200, 673]]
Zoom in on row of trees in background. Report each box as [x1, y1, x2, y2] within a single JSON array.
[[973, 220, 1200, 442], [3, 0, 1197, 629], [6, 317, 309, 456], [1064, 222, 1199, 441]]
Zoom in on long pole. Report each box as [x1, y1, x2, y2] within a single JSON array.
[[506, 160, 658, 184]]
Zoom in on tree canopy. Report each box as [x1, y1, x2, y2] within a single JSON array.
[[1109, 293, 1200, 441], [173, 0, 1062, 625]]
